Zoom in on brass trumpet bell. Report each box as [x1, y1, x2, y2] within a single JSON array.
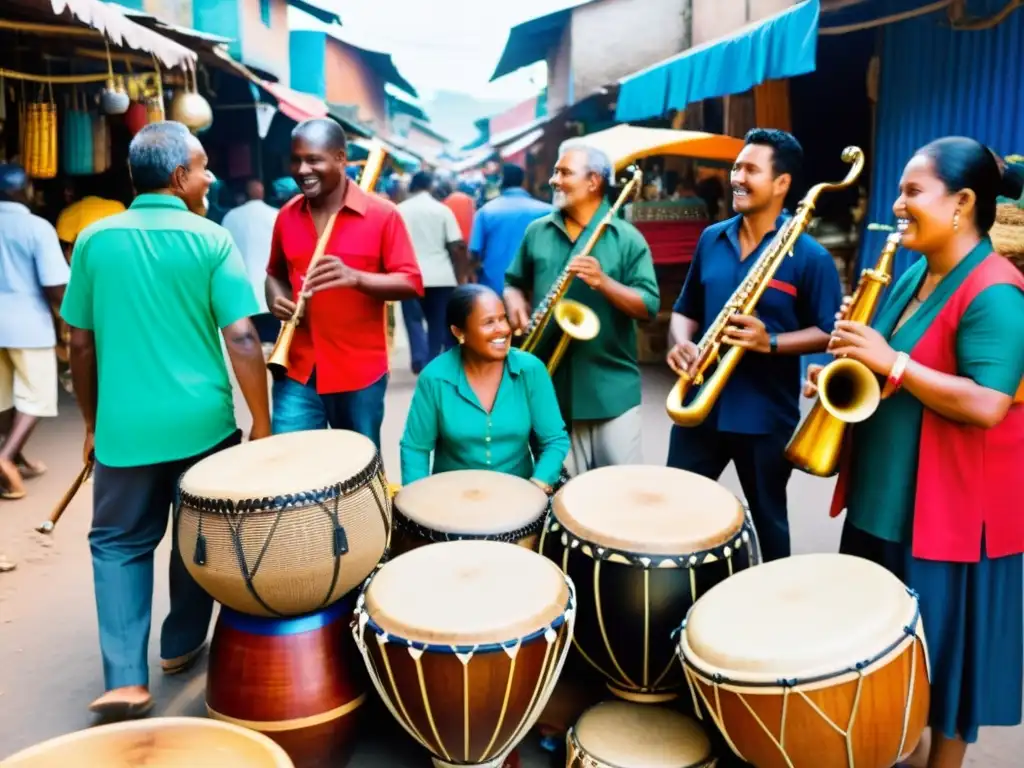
[[817, 358, 881, 423], [554, 299, 600, 341]]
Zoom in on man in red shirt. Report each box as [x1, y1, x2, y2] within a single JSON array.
[[266, 119, 423, 448]]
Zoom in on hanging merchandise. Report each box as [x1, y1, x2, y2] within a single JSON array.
[[124, 100, 148, 134], [101, 75, 129, 115], [23, 86, 58, 180], [170, 66, 212, 133], [92, 109, 111, 174], [63, 90, 95, 176]]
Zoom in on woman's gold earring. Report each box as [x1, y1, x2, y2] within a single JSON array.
[[457, 336, 465, 345], [953, 209, 960, 231]]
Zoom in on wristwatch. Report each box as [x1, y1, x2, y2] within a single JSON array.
[[769, 334, 779, 354]]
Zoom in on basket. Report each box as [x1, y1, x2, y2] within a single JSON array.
[[990, 203, 1024, 273]]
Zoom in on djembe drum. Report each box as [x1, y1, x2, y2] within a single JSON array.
[[353, 540, 576, 768], [540, 465, 758, 703], [206, 596, 366, 768], [677, 553, 930, 768], [2, 717, 294, 767], [567, 701, 717, 767], [175, 429, 392, 617], [391, 470, 548, 555]]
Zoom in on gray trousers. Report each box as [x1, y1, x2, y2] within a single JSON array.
[[89, 430, 240, 690], [564, 405, 644, 476]]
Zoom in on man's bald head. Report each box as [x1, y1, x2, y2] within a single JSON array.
[[292, 118, 347, 154]]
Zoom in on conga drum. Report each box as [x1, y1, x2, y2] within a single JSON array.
[[2, 717, 293, 767], [540, 465, 758, 703], [677, 553, 930, 768], [391, 470, 548, 555], [353, 540, 576, 768], [176, 429, 392, 617], [567, 701, 717, 767], [206, 595, 365, 768]]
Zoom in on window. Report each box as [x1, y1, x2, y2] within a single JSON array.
[[259, 0, 272, 27]]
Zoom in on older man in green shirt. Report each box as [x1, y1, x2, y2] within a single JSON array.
[[62, 122, 271, 719], [505, 141, 659, 474]]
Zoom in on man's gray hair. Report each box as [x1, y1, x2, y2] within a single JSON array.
[[129, 121, 199, 194], [558, 139, 613, 189]]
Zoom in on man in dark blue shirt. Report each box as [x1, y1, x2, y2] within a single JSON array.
[[666, 128, 842, 562]]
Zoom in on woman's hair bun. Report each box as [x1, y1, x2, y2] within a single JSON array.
[[1000, 163, 1024, 200]]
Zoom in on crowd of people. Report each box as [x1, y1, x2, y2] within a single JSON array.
[[0, 112, 1021, 767]]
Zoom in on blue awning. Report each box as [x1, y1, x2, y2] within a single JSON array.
[[490, 5, 584, 81], [615, 0, 821, 122]]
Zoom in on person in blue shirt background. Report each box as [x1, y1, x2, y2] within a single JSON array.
[[665, 128, 843, 562], [468, 164, 551, 292]]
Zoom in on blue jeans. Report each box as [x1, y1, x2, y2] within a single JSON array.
[[271, 371, 388, 450], [402, 286, 455, 372], [90, 429, 242, 690]]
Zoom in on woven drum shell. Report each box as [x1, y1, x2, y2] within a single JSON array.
[[176, 431, 392, 618]]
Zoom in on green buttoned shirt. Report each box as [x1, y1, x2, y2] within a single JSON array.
[[505, 202, 660, 421], [399, 347, 570, 486], [60, 194, 258, 467]]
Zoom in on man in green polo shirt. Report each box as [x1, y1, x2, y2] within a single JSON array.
[[61, 121, 271, 719], [505, 141, 659, 474]]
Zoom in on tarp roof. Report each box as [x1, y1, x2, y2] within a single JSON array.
[[490, 2, 598, 81]]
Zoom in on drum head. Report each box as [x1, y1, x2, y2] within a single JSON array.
[[394, 470, 547, 535], [180, 429, 377, 501], [364, 540, 568, 646], [2, 717, 293, 767], [682, 553, 917, 683], [552, 466, 745, 555], [574, 701, 711, 767]]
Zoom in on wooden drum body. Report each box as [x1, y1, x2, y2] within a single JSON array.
[[176, 430, 392, 617], [677, 553, 930, 768], [353, 540, 576, 768], [2, 717, 294, 767], [391, 470, 548, 556], [207, 597, 366, 768], [540, 466, 757, 703], [567, 701, 717, 767]]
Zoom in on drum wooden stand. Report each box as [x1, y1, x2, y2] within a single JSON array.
[[1, 717, 294, 767], [207, 598, 366, 768]]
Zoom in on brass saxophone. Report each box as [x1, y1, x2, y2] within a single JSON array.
[[665, 147, 866, 427], [519, 167, 643, 374], [268, 142, 388, 375], [785, 229, 901, 476]]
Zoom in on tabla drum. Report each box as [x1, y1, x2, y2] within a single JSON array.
[[176, 429, 392, 617], [1, 717, 293, 767], [206, 595, 366, 768], [391, 470, 548, 555], [567, 701, 717, 767], [353, 540, 576, 768], [540, 465, 758, 703], [677, 553, 930, 768]]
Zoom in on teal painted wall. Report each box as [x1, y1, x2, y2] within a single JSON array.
[[289, 31, 327, 98], [193, 0, 242, 59]]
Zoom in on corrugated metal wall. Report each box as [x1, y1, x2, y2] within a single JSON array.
[[860, 0, 1024, 277]]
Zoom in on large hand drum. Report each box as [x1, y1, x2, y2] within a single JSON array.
[[2, 717, 293, 767], [176, 430, 392, 617], [677, 553, 930, 768], [392, 469, 548, 555], [353, 540, 576, 768], [540, 465, 758, 702]]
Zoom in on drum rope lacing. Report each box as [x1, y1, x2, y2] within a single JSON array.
[[678, 587, 929, 768], [352, 568, 577, 768], [177, 454, 391, 617], [543, 507, 760, 699]]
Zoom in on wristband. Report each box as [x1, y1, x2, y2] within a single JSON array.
[[769, 334, 779, 354], [887, 352, 910, 391]]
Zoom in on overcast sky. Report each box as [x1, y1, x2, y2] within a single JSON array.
[[290, 0, 585, 102]]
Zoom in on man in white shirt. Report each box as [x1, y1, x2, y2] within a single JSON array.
[[397, 171, 467, 372], [0, 165, 70, 499], [221, 179, 280, 343]]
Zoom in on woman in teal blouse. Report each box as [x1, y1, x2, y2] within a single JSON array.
[[400, 284, 570, 492]]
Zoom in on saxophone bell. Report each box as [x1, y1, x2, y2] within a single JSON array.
[[815, 357, 881, 423]]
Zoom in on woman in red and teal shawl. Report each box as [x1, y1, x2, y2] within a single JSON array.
[[812, 137, 1024, 768]]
